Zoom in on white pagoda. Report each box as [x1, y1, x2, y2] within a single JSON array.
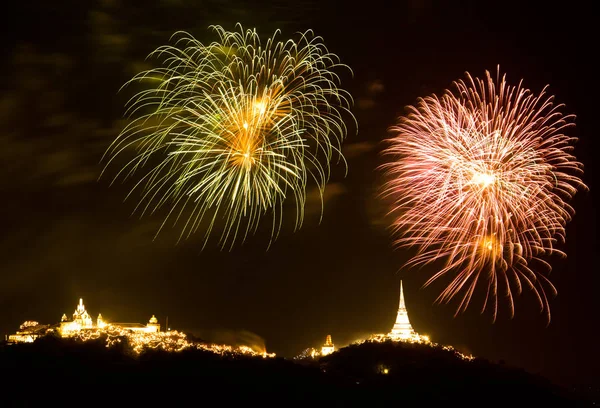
[[388, 281, 416, 340], [321, 335, 335, 356]]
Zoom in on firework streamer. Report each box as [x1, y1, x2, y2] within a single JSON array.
[[102, 24, 355, 249], [382, 67, 587, 321]]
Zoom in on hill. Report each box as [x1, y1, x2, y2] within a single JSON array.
[[0, 336, 589, 406]]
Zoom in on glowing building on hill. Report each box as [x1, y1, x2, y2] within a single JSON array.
[[388, 281, 416, 340], [60, 298, 94, 334], [58, 298, 160, 336], [344, 279, 433, 347], [6, 321, 48, 343], [321, 335, 335, 356], [343, 280, 474, 361], [97, 313, 107, 329], [4, 299, 275, 358], [109, 315, 161, 334], [294, 335, 336, 359], [5, 298, 161, 343]]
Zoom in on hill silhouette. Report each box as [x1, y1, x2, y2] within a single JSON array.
[[0, 336, 589, 406]]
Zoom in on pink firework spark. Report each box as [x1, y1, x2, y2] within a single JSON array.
[[381, 68, 587, 322]]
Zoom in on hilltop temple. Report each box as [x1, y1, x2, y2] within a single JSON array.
[[59, 298, 160, 336], [388, 281, 416, 340], [6, 298, 161, 343], [354, 279, 430, 344], [6, 321, 49, 343], [321, 335, 335, 356]]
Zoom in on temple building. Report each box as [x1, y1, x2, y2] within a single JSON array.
[[59, 298, 94, 335], [109, 315, 161, 333], [388, 281, 416, 340], [6, 321, 49, 343], [58, 298, 160, 336], [97, 313, 107, 329], [321, 335, 335, 356], [6, 298, 160, 343]]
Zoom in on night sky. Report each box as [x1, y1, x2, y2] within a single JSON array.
[[1, 0, 597, 391]]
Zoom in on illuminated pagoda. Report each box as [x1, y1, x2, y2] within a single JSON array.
[[349, 280, 475, 359], [388, 280, 416, 340], [321, 335, 335, 356]]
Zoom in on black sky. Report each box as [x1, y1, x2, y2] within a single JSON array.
[[1, 0, 597, 390]]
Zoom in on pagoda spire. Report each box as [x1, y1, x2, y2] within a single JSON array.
[[399, 280, 406, 309], [389, 280, 415, 339]]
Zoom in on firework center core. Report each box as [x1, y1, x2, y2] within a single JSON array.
[[472, 172, 496, 188]]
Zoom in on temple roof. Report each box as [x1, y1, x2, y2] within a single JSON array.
[[112, 323, 146, 328]]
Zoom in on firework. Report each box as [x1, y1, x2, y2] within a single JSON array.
[[102, 24, 354, 249], [382, 68, 587, 321]]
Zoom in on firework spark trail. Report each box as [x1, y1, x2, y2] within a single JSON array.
[[102, 24, 355, 249], [382, 68, 587, 322]]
